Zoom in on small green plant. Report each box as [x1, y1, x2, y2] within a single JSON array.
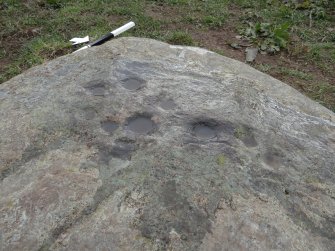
[[242, 22, 290, 53]]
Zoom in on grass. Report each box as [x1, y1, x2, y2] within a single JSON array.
[[0, 0, 334, 111], [256, 63, 272, 73], [166, 31, 194, 46], [279, 67, 313, 81], [306, 82, 335, 111], [305, 43, 335, 73]]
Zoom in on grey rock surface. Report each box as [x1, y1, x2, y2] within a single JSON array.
[[0, 37, 334, 251]]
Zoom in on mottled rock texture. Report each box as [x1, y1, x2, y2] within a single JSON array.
[[0, 37, 334, 251]]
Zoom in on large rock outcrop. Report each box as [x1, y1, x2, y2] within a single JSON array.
[[0, 37, 334, 251]]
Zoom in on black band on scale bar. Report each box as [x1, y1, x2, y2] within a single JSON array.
[[90, 32, 115, 47], [73, 21, 135, 53]]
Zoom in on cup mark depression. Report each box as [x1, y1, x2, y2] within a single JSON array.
[[101, 121, 119, 133], [126, 116, 156, 134], [160, 99, 176, 110], [83, 80, 108, 96], [121, 77, 145, 90], [193, 124, 216, 139]]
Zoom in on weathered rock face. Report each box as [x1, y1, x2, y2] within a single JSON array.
[[0, 37, 334, 251]]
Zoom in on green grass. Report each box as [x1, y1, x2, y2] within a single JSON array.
[[166, 31, 194, 46], [305, 43, 335, 73], [279, 67, 313, 81], [213, 49, 226, 56], [306, 82, 335, 112], [256, 63, 272, 73]]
